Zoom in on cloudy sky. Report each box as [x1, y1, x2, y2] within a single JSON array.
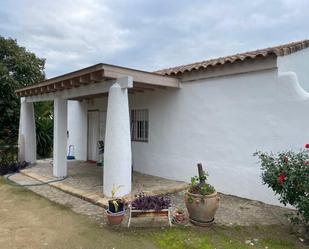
[[0, 0, 308, 78]]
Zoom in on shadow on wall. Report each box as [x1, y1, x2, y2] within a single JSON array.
[[278, 72, 309, 100]]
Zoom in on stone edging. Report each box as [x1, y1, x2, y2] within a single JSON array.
[[20, 171, 109, 208], [20, 170, 189, 208]]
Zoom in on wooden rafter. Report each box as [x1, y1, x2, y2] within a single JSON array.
[[15, 63, 180, 98]]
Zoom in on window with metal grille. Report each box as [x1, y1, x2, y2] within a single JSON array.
[[131, 109, 148, 142]]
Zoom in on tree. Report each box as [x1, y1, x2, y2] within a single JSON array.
[[0, 36, 45, 144]]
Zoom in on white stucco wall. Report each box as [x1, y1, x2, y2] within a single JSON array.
[[67, 100, 88, 160], [278, 48, 309, 91], [66, 50, 309, 206], [129, 68, 309, 206], [67, 98, 108, 161]]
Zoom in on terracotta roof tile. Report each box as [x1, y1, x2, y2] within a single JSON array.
[[155, 39, 309, 76]]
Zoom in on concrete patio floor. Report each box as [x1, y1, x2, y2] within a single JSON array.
[[20, 159, 189, 207]]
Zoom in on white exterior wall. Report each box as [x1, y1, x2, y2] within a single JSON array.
[[278, 48, 309, 91], [67, 100, 88, 160], [65, 50, 309, 205], [129, 68, 309, 206], [67, 98, 108, 161]]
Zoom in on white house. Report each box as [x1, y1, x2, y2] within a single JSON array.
[[16, 40, 309, 206]]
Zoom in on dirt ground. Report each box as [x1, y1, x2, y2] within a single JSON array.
[[0, 177, 307, 249], [0, 178, 156, 249]]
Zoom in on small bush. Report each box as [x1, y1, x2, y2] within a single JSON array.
[[131, 192, 171, 212], [254, 150, 309, 227], [0, 161, 29, 175], [0, 136, 29, 175], [189, 169, 215, 196], [0, 129, 18, 163], [0, 144, 17, 164]]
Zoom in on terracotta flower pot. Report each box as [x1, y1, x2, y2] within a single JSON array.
[[106, 210, 125, 225], [184, 191, 220, 226], [175, 212, 185, 222]]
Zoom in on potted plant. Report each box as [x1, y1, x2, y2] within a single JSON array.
[[106, 185, 125, 225], [174, 208, 185, 222], [128, 192, 172, 227], [185, 163, 220, 226]]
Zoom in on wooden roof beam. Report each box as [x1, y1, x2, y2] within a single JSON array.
[[69, 92, 108, 101], [102, 65, 180, 88], [52, 83, 60, 91], [61, 80, 71, 89], [134, 82, 167, 89], [15, 64, 180, 97], [90, 70, 104, 82], [129, 89, 144, 94], [134, 87, 155, 91], [79, 74, 91, 85]]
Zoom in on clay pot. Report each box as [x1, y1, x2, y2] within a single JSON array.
[[175, 212, 185, 222], [184, 191, 219, 226], [106, 210, 125, 225]]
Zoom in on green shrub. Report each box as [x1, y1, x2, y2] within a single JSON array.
[[36, 117, 53, 158], [0, 161, 28, 175], [0, 143, 17, 164], [0, 129, 18, 164], [254, 150, 309, 226], [0, 130, 28, 175], [189, 168, 215, 196]]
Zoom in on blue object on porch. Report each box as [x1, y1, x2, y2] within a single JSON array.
[[67, 145, 75, 160]]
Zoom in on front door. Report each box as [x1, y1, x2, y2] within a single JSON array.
[[87, 110, 100, 161]]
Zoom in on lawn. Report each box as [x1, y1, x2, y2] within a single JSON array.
[[0, 177, 306, 249]]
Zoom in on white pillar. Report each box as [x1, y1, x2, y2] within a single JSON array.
[[18, 97, 36, 163], [53, 97, 68, 177], [104, 77, 133, 197]]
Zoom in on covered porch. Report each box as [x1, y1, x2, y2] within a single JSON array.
[[16, 63, 181, 198], [20, 160, 188, 206]]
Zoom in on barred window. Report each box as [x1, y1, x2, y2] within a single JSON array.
[[131, 109, 148, 142]]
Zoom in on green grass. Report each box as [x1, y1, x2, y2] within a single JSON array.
[[147, 225, 303, 249]]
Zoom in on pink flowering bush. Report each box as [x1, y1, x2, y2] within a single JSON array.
[[254, 150, 309, 226]]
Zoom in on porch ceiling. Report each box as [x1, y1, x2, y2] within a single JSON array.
[[15, 63, 181, 98]]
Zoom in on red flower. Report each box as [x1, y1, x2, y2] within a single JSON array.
[[305, 144, 309, 149], [277, 173, 285, 184], [304, 161, 309, 165]]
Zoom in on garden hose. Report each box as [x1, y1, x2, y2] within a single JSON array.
[[5, 173, 67, 187], [4, 160, 67, 187]]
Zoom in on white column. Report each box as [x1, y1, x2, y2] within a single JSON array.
[[104, 77, 133, 197], [53, 97, 68, 177], [18, 97, 36, 163]]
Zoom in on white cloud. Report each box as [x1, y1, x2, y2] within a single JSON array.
[[0, 0, 308, 77]]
